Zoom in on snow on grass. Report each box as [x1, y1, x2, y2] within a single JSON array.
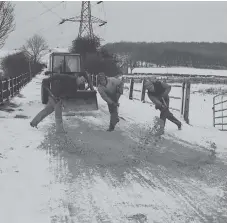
[[0, 71, 69, 223], [130, 67, 227, 77]]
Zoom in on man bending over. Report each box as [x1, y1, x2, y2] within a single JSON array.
[[144, 78, 182, 134], [97, 72, 124, 132]]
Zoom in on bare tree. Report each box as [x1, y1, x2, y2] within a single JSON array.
[[0, 2, 15, 49], [23, 34, 48, 63]]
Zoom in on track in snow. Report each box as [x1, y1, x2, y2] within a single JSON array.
[[40, 108, 227, 223]]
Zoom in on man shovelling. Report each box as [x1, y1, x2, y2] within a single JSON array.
[[97, 72, 124, 132], [30, 72, 92, 132], [144, 78, 182, 135]]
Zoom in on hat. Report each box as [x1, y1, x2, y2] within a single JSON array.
[[97, 72, 106, 81], [97, 72, 105, 78], [144, 77, 156, 90]]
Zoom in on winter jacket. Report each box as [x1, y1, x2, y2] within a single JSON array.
[[147, 81, 165, 97], [98, 77, 124, 104]]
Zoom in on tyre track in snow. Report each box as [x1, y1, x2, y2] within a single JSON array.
[[40, 107, 227, 223]]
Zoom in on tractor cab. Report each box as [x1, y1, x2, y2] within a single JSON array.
[[42, 52, 98, 112], [47, 52, 81, 74]]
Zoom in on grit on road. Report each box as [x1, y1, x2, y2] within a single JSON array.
[[41, 103, 227, 223]]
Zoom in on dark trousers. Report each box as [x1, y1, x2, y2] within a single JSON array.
[[159, 96, 181, 127], [108, 103, 119, 128]]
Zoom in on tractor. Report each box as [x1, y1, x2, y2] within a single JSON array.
[[41, 52, 98, 112]]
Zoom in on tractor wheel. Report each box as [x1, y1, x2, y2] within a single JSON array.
[[41, 79, 50, 104]]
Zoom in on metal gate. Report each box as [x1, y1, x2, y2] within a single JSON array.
[[213, 93, 227, 131]]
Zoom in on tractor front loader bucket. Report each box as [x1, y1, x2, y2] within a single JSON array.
[[62, 90, 99, 112]]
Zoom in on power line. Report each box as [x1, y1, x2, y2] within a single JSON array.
[[37, 1, 63, 19], [17, 1, 64, 27], [34, 20, 60, 34], [40, 1, 65, 16], [14, 1, 65, 34]]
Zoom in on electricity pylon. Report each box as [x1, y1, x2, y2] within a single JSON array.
[[59, 1, 107, 39]]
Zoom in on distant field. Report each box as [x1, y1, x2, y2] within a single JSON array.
[[129, 67, 227, 77]]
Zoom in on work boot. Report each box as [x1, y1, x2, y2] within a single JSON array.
[[30, 121, 38, 128], [167, 115, 182, 130], [177, 122, 182, 130], [107, 124, 115, 132]]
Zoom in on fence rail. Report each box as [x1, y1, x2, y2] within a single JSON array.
[[213, 93, 227, 131], [123, 74, 227, 84], [0, 73, 30, 105]]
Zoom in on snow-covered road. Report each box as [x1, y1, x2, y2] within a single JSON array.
[[1, 73, 227, 223]]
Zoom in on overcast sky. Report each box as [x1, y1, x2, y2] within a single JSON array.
[[2, 1, 227, 50]]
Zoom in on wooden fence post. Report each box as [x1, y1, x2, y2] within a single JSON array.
[[18, 75, 20, 91], [20, 74, 22, 86], [6, 79, 10, 100], [14, 77, 16, 94], [91, 74, 94, 86], [129, 78, 134, 100], [23, 74, 26, 86], [183, 82, 191, 124], [181, 82, 185, 115], [13, 77, 17, 95], [11, 78, 14, 97], [221, 96, 224, 131], [0, 81, 3, 104], [16, 76, 19, 92], [212, 96, 215, 127], [20, 75, 23, 88], [13, 78, 15, 94], [95, 75, 98, 87], [140, 78, 146, 102], [25, 73, 27, 85]]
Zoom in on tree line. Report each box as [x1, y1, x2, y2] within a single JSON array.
[[103, 41, 227, 70], [0, 2, 47, 79]]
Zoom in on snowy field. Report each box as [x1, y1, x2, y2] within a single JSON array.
[[0, 70, 227, 222], [129, 67, 227, 77]]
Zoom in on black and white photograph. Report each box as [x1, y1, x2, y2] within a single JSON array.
[[0, 1, 227, 222]]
